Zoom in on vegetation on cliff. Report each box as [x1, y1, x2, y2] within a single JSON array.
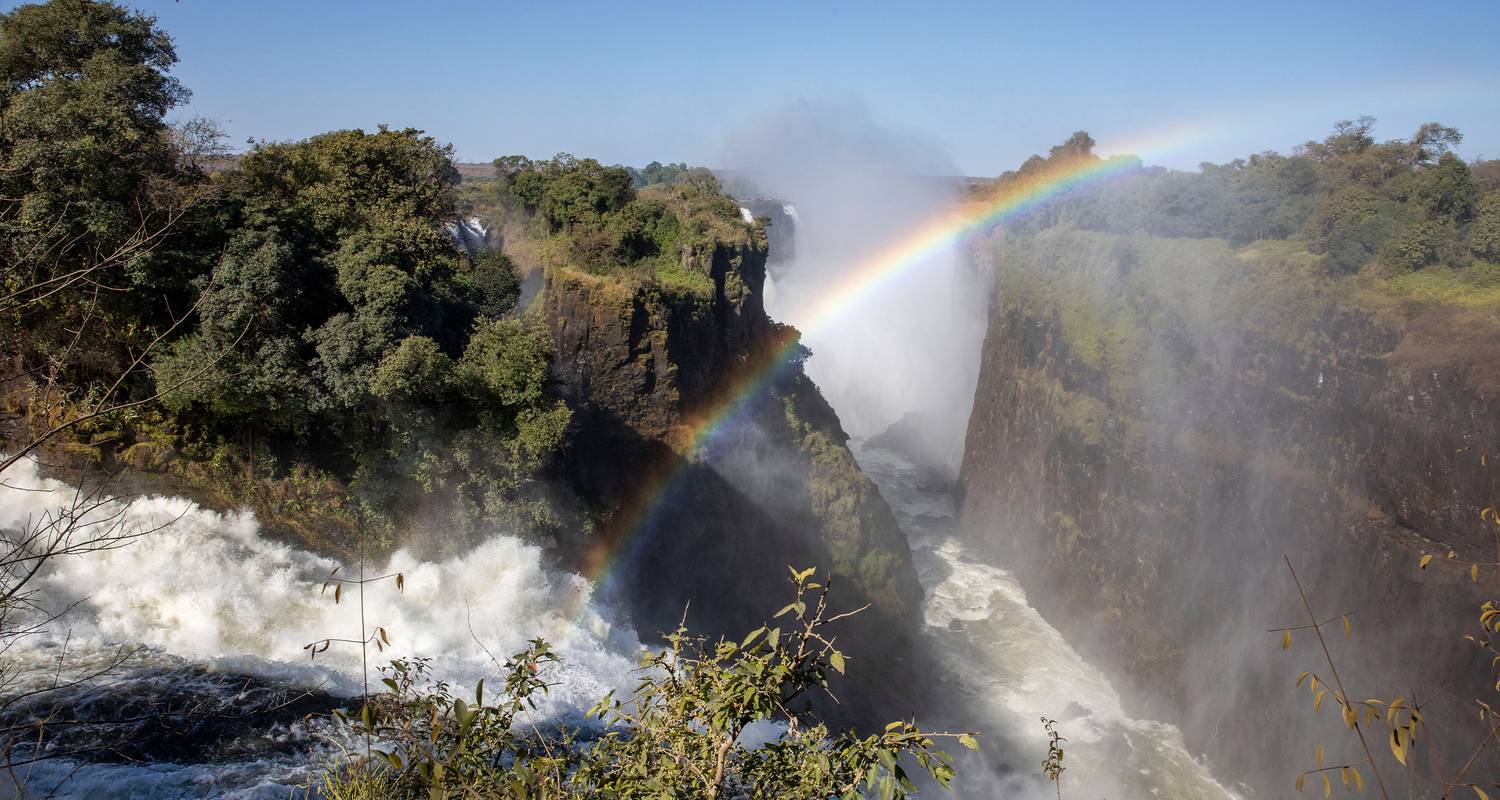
[[459, 153, 758, 300], [0, 0, 771, 556]]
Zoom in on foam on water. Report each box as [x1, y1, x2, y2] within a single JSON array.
[[0, 458, 643, 797], [854, 443, 1244, 800]]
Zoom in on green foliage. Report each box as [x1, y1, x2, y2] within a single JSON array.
[[457, 318, 551, 408], [1302, 186, 1404, 274], [1413, 153, 1479, 223], [464, 154, 750, 294], [1001, 119, 1498, 278], [230, 126, 460, 241], [510, 154, 635, 233], [469, 249, 521, 318], [1381, 220, 1448, 271], [0, 0, 202, 385], [319, 569, 976, 799], [1374, 261, 1500, 310], [1472, 195, 1500, 261], [0, 0, 188, 246], [629, 160, 716, 189], [371, 336, 452, 402]]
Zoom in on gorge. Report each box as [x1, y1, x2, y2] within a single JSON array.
[[3, 4, 1498, 794]]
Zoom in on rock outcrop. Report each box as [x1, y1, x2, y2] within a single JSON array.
[[540, 236, 924, 708]]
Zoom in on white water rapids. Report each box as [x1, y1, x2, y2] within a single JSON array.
[[0, 449, 1244, 800], [0, 459, 640, 798], [852, 443, 1244, 799]]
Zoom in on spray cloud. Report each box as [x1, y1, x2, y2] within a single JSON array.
[[720, 101, 990, 469]]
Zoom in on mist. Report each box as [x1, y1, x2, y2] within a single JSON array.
[[718, 101, 991, 472]]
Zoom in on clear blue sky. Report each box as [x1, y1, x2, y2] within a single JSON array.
[[62, 0, 1500, 174]]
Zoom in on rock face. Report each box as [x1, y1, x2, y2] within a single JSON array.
[[543, 240, 771, 445], [958, 230, 1498, 794], [541, 238, 924, 710]]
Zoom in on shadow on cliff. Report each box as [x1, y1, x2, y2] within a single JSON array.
[[555, 396, 944, 734]]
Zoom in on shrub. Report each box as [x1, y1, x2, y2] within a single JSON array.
[[316, 568, 977, 798]]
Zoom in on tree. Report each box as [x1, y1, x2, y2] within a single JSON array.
[[1470, 194, 1500, 261], [469, 249, 521, 318], [1405, 122, 1463, 168], [1049, 131, 1096, 161], [1413, 152, 1479, 223], [0, 0, 215, 471], [1302, 185, 1404, 273], [510, 156, 636, 233], [1305, 117, 1376, 159]]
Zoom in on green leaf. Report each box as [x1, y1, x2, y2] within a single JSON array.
[[958, 733, 979, 751], [830, 650, 846, 675]]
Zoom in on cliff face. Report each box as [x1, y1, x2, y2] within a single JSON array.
[[541, 240, 923, 688], [543, 241, 770, 445], [959, 229, 1499, 793]]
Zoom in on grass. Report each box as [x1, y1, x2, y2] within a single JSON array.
[[651, 257, 717, 299], [1370, 260, 1500, 310]]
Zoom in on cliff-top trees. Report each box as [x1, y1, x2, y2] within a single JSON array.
[[466, 154, 749, 281], [149, 127, 559, 548], [1001, 121, 1499, 276]]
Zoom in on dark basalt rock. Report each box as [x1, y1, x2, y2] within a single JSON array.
[[959, 231, 1498, 796], [539, 238, 927, 727]]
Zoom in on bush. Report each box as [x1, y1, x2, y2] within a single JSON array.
[[317, 568, 977, 798]]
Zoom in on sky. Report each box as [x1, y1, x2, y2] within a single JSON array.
[[53, 0, 1500, 175]]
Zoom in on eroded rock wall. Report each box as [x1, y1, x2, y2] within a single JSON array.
[[959, 229, 1498, 792], [541, 241, 924, 717]]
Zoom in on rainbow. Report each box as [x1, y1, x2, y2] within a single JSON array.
[[577, 149, 1145, 592]]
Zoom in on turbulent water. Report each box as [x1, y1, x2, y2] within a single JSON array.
[[0, 459, 640, 799], [852, 442, 1243, 800], [3, 450, 1247, 799]]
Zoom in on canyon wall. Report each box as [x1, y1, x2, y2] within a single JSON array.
[[541, 238, 925, 713], [959, 228, 1499, 793]]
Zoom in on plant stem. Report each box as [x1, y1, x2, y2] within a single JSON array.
[[359, 517, 370, 764], [1285, 555, 1392, 800]]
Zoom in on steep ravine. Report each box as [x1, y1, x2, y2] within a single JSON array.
[[539, 236, 926, 717], [958, 229, 1499, 794]]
